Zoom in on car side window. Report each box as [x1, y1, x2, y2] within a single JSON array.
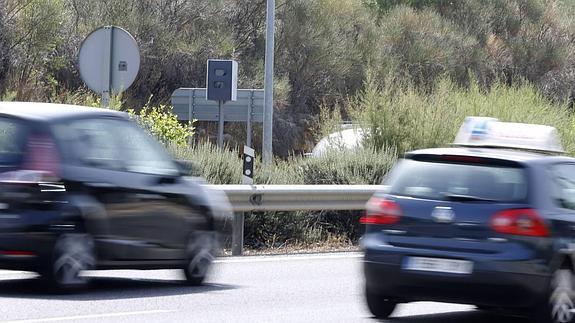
[[53, 119, 124, 171], [108, 120, 179, 176], [550, 164, 575, 210]]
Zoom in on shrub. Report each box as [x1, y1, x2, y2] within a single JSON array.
[[352, 73, 575, 155], [372, 5, 482, 89], [128, 103, 195, 148], [174, 142, 397, 247], [170, 142, 242, 185]]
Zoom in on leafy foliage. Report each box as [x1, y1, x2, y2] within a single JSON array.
[[350, 74, 575, 155], [128, 103, 195, 148], [2, 0, 575, 154]]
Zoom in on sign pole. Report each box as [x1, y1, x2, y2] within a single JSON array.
[[262, 0, 275, 165], [233, 146, 255, 256], [218, 100, 224, 148], [101, 26, 113, 108], [232, 212, 245, 256], [247, 90, 253, 147]]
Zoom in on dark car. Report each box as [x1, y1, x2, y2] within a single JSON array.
[[362, 118, 575, 323], [0, 102, 231, 290]]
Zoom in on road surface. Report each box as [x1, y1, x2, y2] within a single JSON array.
[[0, 253, 530, 322]]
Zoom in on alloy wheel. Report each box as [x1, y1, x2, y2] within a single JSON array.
[[550, 269, 575, 323], [52, 233, 95, 288]]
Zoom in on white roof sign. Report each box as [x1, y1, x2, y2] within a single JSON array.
[[453, 117, 564, 154]]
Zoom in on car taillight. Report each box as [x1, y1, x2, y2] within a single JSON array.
[[360, 197, 402, 225], [490, 209, 549, 237]]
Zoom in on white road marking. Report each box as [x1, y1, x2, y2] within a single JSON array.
[[1, 310, 174, 323], [215, 252, 362, 263], [0, 270, 28, 275]]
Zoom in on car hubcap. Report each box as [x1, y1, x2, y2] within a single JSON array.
[[187, 232, 215, 278], [551, 269, 575, 323], [53, 234, 95, 286], [188, 251, 213, 278]]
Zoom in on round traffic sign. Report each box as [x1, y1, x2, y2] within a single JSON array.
[[79, 26, 140, 95]]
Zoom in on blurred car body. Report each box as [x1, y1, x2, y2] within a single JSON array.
[[0, 102, 231, 290], [362, 118, 575, 323]]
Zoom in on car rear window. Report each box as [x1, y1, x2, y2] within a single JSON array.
[[385, 158, 528, 202], [0, 118, 27, 166]]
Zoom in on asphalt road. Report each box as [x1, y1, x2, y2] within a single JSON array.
[[0, 253, 531, 323]]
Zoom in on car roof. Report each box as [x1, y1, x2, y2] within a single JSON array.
[[405, 147, 575, 165], [0, 102, 128, 122]]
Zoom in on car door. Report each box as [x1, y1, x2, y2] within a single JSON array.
[[52, 117, 143, 260], [105, 118, 191, 260], [546, 163, 575, 256]]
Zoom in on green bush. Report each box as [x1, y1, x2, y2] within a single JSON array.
[[352, 73, 575, 154], [170, 142, 242, 185], [174, 142, 397, 247], [128, 103, 194, 148], [372, 5, 482, 89]]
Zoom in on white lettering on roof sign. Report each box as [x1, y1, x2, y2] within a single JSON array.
[[453, 117, 565, 154]]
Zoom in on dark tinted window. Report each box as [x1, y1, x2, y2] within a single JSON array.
[[386, 159, 528, 202], [113, 122, 178, 176], [0, 118, 27, 165], [53, 119, 123, 170], [53, 118, 178, 175]]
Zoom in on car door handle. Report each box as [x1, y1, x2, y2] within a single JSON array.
[[134, 193, 166, 200], [86, 182, 115, 188]]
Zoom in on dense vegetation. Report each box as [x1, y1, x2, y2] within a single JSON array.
[[2, 0, 575, 155], [3, 0, 575, 248]]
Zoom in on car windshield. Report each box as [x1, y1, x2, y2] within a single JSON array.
[[385, 159, 528, 202], [0, 118, 27, 166]]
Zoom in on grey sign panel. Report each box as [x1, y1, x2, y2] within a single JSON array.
[[171, 88, 264, 122], [79, 26, 140, 94]]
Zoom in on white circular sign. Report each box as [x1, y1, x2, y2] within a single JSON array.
[[79, 26, 140, 94]]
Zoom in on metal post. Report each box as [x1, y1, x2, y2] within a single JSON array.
[[262, 0, 275, 165], [218, 100, 224, 148], [101, 26, 114, 108], [232, 212, 245, 256], [247, 90, 253, 147]]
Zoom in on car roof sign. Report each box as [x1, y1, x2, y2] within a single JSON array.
[[453, 117, 565, 154]]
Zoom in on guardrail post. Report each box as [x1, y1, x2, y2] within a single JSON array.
[[232, 212, 245, 256]]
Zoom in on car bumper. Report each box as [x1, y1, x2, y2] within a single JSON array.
[[0, 232, 57, 271], [364, 243, 550, 308]]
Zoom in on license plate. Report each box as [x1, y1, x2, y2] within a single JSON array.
[[403, 257, 473, 274]]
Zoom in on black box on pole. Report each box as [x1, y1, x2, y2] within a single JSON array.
[[206, 59, 238, 102]]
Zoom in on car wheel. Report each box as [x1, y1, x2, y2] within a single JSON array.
[[42, 233, 95, 291], [365, 287, 397, 319], [183, 231, 215, 286], [536, 268, 575, 323]]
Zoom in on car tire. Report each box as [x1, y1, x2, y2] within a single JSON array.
[[365, 287, 397, 319], [534, 268, 575, 323], [41, 233, 96, 291], [183, 231, 215, 286]]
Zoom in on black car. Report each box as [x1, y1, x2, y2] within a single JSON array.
[[362, 118, 575, 323], [0, 102, 231, 290]]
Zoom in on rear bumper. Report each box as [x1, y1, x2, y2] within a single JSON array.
[[363, 239, 550, 307], [364, 260, 548, 307], [0, 232, 57, 271]]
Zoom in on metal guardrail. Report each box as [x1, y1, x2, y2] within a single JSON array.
[[207, 185, 381, 255]]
